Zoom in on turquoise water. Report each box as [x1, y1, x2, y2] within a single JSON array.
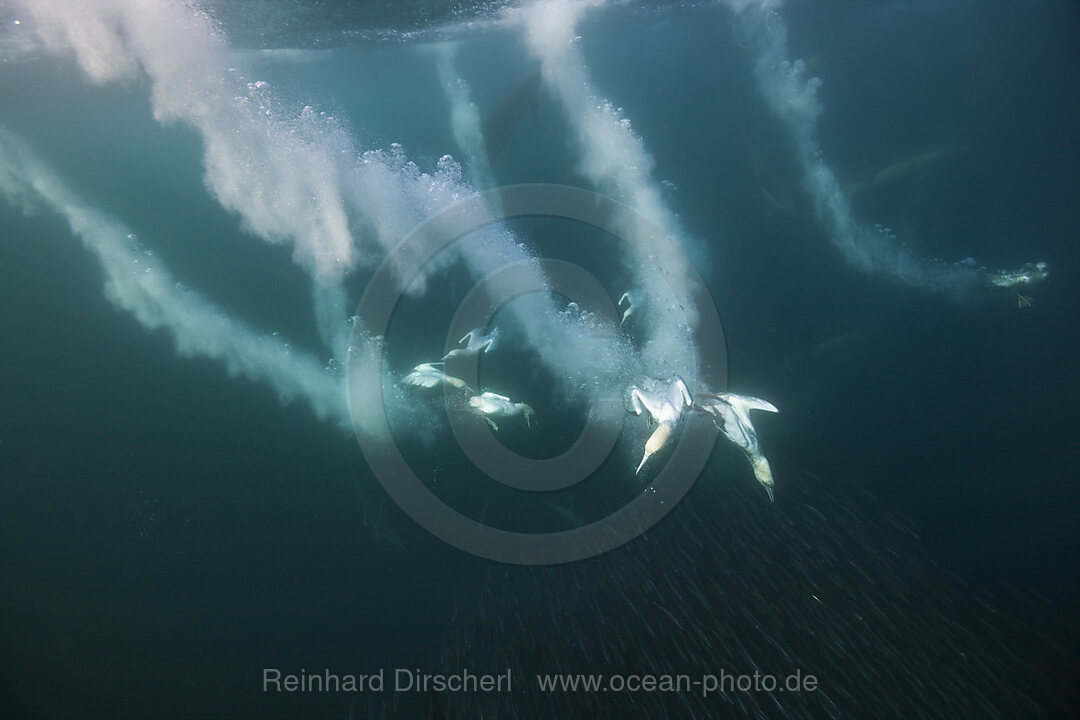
[[1, 1, 1078, 717]]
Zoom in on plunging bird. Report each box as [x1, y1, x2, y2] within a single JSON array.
[[628, 377, 693, 474], [442, 327, 499, 360]]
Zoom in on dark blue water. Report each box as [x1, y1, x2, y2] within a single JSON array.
[[1, 1, 1078, 718]]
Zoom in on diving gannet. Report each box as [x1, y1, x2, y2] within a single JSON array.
[[402, 362, 472, 393], [442, 327, 499, 360], [628, 377, 693, 474], [618, 292, 635, 326], [467, 391, 535, 432], [696, 392, 778, 501]]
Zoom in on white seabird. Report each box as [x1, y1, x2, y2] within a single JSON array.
[[401, 362, 472, 392], [696, 392, 778, 501], [618, 292, 635, 326], [442, 327, 499, 360], [628, 377, 694, 474], [467, 391, 535, 432]]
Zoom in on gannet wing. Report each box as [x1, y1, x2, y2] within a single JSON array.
[[1017, 294, 1034, 308], [629, 387, 661, 417], [445, 376, 472, 392], [720, 396, 775, 444], [693, 395, 736, 433], [483, 327, 499, 353], [403, 372, 441, 388], [670, 377, 693, 409], [693, 392, 720, 409], [719, 393, 778, 416]]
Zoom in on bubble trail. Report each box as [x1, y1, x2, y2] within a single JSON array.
[[9, 0, 644, 409], [0, 128, 351, 428], [722, 0, 1047, 298], [428, 40, 647, 402], [514, 0, 704, 384]]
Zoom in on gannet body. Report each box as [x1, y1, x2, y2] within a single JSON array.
[[442, 327, 499, 360], [467, 391, 534, 431], [628, 377, 693, 474], [618, 292, 635, 326], [696, 392, 778, 501], [401, 362, 472, 392]]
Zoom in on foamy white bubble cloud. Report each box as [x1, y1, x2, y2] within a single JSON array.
[[425, 52, 651, 399], [11, 0, 650, 421], [15, 0, 575, 328], [429, 42, 496, 192], [0, 129, 352, 428], [16, 0, 140, 83], [12, 0, 357, 282], [514, 0, 701, 383]]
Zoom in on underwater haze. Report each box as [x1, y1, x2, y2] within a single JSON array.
[[1, 0, 1078, 718]]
